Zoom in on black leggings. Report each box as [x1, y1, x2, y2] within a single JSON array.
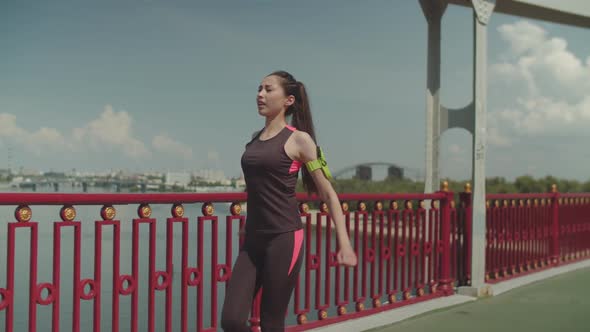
[[221, 229, 304, 332]]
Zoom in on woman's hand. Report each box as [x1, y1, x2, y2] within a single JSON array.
[[336, 243, 357, 267]]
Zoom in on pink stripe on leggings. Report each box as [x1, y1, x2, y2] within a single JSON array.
[[288, 229, 304, 275]]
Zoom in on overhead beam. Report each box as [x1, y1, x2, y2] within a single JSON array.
[[448, 0, 590, 28]]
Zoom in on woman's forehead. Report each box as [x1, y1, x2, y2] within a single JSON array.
[[261, 75, 281, 86]]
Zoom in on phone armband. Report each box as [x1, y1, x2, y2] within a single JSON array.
[[305, 146, 332, 179]]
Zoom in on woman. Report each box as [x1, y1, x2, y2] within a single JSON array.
[[221, 71, 357, 332]]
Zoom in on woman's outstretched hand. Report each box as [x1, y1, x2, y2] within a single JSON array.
[[336, 243, 357, 267]]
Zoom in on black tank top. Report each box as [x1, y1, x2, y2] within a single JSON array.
[[241, 125, 303, 234]]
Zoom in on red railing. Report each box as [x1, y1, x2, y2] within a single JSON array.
[[559, 194, 590, 264], [450, 192, 472, 287], [0, 190, 459, 332], [484, 189, 590, 283]]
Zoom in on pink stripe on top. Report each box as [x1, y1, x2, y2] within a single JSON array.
[[289, 160, 302, 174], [288, 229, 304, 276], [286, 125, 301, 173]]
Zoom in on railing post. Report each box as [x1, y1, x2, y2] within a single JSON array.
[[551, 184, 560, 266], [438, 181, 454, 295], [460, 183, 473, 286]]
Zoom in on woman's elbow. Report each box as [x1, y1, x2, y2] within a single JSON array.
[[318, 187, 336, 203]]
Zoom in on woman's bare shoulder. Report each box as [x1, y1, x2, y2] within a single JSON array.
[[292, 131, 316, 162]]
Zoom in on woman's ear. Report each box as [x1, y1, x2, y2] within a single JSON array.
[[285, 95, 295, 107]]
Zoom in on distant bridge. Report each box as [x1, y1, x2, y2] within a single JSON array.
[[332, 162, 424, 181], [13, 177, 153, 192]]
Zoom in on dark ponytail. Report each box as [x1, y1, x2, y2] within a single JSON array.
[[269, 70, 318, 194]]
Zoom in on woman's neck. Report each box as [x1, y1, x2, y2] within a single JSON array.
[[263, 114, 287, 135]]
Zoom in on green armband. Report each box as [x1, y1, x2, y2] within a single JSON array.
[[305, 146, 332, 179]]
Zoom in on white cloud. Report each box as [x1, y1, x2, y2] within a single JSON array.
[[0, 113, 68, 155], [493, 21, 590, 97], [486, 126, 512, 147], [488, 20, 590, 145], [0, 105, 197, 163], [152, 134, 193, 160], [73, 105, 150, 158], [497, 21, 547, 56], [0, 114, 24, 137], [26, 127, 69, 155]]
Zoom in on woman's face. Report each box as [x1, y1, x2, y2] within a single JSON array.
[[256, 75, 292, 117]]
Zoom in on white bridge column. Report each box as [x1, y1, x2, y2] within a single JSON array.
[[420, 0, 447, 194], [468, 0, 495, 294], [420, 0, 495, 296]]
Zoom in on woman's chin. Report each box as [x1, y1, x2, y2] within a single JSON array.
[[257, 108, 274, 117]]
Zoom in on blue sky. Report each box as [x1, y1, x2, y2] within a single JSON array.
[[1, 0, 590, 181]]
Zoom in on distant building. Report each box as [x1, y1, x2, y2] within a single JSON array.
[[165, 172, 191, 188], [387, 165, 404, 180], [233, 175, 246, 188], [19, 168, 42, 177], [356, 165, 372, 181], [193, 169, 228, 184], [43, 171, 66, 178]]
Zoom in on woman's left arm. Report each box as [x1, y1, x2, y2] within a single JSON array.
[[295, 132, 357, 267]]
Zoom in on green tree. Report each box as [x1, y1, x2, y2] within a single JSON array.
[[514, 175, 543, 193]]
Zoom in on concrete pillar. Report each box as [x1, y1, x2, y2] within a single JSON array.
[[420, 0, 447, 194], [458, 0, 495, 297], [469, 0, 492, 292], [420, 0, 495, 296]]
